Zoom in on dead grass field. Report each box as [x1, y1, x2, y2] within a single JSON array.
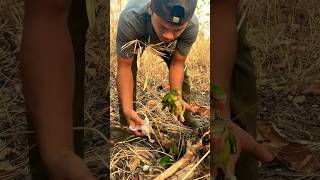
[[0, 0, 108, 179], [0, 0, 319, 179], [109, 1, 210, 179], [241, 0, 320, 179]]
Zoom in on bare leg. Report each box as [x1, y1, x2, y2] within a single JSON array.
[[20, 0, 94, 179]]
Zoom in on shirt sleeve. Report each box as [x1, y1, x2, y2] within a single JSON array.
[[176, 16, 199, 56], [116, 14, 138, 59]]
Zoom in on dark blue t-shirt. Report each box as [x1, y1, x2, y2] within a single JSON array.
[[116, 0, 199, 59]]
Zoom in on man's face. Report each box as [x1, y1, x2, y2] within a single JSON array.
[[150, 12, 189, 42]]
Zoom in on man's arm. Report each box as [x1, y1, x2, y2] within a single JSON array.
[[20, 1, 94, 179], [211, 0, 274, 176], [115, 10, 146, 135], [116, 56, 134, 114], [169, 51, 186, 92], [212, 0, 238, 120], [173, 15, 198, 99], [116, 56, 144, 136]]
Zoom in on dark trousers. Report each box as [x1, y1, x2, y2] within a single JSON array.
[[232, 26, 259, 180]]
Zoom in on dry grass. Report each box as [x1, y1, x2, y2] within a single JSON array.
[[0, 0, 108, 179], [109, 1, 210, 179], [1, 0, 319, 179], [244, 0, 320, 146], [240, 0, 320, 179], [109, 32, 211, 180]]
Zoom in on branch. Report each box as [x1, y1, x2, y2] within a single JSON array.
[[154, 140, 203, 180]]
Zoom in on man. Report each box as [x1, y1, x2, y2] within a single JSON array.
[[212, 0, 273, 179], [20, 0, 95, 179], [116, 0, 201, 135]]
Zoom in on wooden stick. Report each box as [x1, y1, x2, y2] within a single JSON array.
[[169, 161, 198, 180], [154, 140, 203, 180], [182, 150, 210, 180]]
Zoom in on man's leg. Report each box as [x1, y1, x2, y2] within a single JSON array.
[[21, 0, 93, 179], [68, 0, 88, 159], [231, 26, 259, 179], [181, 69, 201, 128]]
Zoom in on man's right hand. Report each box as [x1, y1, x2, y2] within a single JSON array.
[[211, 121, 274, 178], [124, 110, 145, 136]]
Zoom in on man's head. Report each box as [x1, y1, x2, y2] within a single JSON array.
[[149, 0, 198, 42]]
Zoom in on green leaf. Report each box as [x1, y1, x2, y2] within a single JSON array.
[[160, 155, 174, 168], [172, 146, 179, 157]]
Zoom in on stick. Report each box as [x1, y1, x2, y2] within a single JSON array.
[[182, 150, 210, 180], [154, 140, 203, 180]]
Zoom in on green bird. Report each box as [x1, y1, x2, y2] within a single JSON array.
[[211, 84, 238, 180], [211, 84, 226, 101], [161, 89, 185, 122], [211, 84, 227, 119], [212, 120, 237, 180]]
